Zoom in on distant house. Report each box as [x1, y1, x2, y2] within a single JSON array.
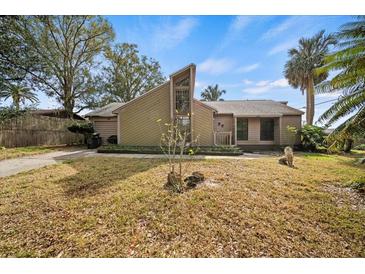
[[30, 109, 84, 120], [85, 103, 124, 143], [86, 64, 303, 148]]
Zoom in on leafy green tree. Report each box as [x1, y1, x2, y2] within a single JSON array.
[[316, 16, 365, 139], [99, 43, 165, 103], [0, 16, 39, 90], [4, 16, 114, 117], [0, 83, 38, 110], [200, 84, 226, 101], [284, 30, 336, 125]]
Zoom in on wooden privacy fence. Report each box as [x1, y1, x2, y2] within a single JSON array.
[[0, 115, 84, 148]]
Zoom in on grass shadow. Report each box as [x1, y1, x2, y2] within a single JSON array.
[[55, 157, 166, 198]]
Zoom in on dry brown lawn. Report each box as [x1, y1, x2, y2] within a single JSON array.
[[0, 153, 364, 257], [0, 145, 82, 161]]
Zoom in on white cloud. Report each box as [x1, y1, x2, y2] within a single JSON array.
[[198, 58, 234, 75], [242, 79, 253, 85], [195, 81, 208, 89], [242, 78, 289, 94], [230, 16, 252, 32], [219, 16, 252, 50], [256, 80, 270, 87], [152, 17, 198, 50], [316, 91, 342, 98], [236, 63, 260, 73], [270, 78, 289, 88], [268, 40, 297, 56], [261, 16, 299, 40]]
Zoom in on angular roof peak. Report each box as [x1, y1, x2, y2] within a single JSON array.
[[169, 63, 196, 78]]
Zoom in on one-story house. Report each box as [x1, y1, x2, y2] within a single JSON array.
[[86, 64, 303, 148]]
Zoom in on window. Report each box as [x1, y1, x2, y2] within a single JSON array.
[[175, 76, 190, 86], [174, 75, 190, 115], [175, 88, 190, 115], [260, 118, 275, 141], [237, 118, 248, 141], [176, 116, 191, 141]]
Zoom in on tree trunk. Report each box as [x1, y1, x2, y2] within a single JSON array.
[[306, 77, 315, 125], [63, 99, 74, 118], [343, 139, 353, 153], [13, 94, 20, 111]]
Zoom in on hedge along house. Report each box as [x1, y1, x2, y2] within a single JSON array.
[[86, 64, 303, 148]]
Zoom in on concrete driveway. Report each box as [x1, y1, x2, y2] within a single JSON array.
[[0, 149, 273, 178], [0, 150, 94, 178]]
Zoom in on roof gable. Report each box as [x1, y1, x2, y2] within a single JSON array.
[[85, 102, 124, 117]]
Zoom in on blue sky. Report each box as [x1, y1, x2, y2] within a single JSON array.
[[105, 15, 352, 126], [11, 15, 354, 126]]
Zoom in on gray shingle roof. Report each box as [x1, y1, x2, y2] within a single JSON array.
[[202, 100, 303, 116], [85, 102, 125, 117]]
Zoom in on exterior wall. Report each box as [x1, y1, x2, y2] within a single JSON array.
[[90, 117, 117, 144], [213, 114, 234, 144], [236, 117, 279, 145], [280, 115, 302, 145], [192, 100, 214, 146], [117, 83, 171, 146], [274, 118, 280, 145]]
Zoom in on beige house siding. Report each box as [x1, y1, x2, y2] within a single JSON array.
[[213, 114, 234, 144], [236, 117, 278, 145], [90, 117, 117, 144], [274, 118, 280, 145], [280, 115, 302, 145], [192, 100, 214, 146], [117, 83, 170, 146]]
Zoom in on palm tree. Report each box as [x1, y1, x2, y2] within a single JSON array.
[[284, 30, 337, 125], [0, 83, 38, 110], [200, 84, 226, 101], [316, 16, 365, 141]]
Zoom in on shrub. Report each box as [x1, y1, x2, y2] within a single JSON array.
[[0, 107, 27, 123], [67, 122, 94, 134], [67, 122, 95, 144], [354, 144, 365, 151], [299, 125, 325, 152], [97, 145, 242, 156], [107, 135, 118, 144], [348, 177, 365, 193]]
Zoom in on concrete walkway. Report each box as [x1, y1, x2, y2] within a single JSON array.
[[0, 149, 272, 178], [0, 150, 94, 178]]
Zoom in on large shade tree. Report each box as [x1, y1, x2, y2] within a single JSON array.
[[200, 84, 226, 101], [99, 43, 165, 103], [3, 16, 114, 117], [316, 16, 365, 140], [0, 83, 38, 110], [284, 30, 337, 125], [0, 16, 39, 90]]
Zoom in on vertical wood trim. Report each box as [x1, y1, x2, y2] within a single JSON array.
[[279, 117, 282, 145], [234, 117, 237, 145], [117, 114, 121, 144], [169, 79, 174, 121], [189, 67, 194, 141]]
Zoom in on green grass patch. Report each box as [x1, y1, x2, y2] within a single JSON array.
[[347, 177, 365, 193]]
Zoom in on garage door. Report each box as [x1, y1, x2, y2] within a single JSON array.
[[93, 118, 117, 144]]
